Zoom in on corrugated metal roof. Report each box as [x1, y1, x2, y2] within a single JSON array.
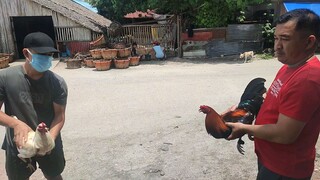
[[124, 9, 155, 19], [32, 0, 111, 32], [284, 2, 320, 16], [124, 11, 153, 18]]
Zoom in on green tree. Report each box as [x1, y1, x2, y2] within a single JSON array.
[[86, 0, 265, 27], [85, 0, 148, 23], [194, 0, 266, 27], [195, 1, 235, 28]]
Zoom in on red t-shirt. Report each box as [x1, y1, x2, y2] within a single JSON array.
[[255, 56, 320, 178]]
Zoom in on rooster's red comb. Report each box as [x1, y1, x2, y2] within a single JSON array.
[[199, 105, 211, 114], [38, 122, 47, 128]]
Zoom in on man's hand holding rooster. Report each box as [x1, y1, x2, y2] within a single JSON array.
[[12, 117, 33, 149], [226, 122, 254, 141]]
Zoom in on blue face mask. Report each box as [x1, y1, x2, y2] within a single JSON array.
[[27, 49, 53, 72]]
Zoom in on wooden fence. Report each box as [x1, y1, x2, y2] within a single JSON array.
[[55, 26, 100, 42], [107, 24, 176, 49], [55, 24, 177, 52]]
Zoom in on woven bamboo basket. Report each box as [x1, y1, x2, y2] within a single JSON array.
[[117, 48, 131, 58], [0, 53, 14, 63], [101, 49, 118, 60], [0, 56, 9, 69]]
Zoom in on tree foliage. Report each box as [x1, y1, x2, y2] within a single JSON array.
[[195, 1, 236, 28], [85, 0, 266, 27]]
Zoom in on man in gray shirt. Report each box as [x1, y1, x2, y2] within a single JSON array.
[[0, 32, 68, 180]]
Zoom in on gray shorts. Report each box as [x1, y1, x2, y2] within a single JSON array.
[[5, 146, 65, 179]]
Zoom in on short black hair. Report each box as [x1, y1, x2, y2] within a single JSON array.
[[275, 9, 320, 40]]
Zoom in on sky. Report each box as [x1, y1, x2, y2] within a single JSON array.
[[284, 2, 320, 16], [73, 0, 98, 13]]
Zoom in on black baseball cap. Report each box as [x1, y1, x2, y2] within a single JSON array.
[[23, 32, 59, 53]]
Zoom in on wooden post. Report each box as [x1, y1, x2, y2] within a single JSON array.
[[177, 14, 183, 58]]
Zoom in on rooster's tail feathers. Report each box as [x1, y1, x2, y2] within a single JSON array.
[[240, 77, 266, 102]]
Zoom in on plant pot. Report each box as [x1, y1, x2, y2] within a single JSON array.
[[94, 60, 111, 71], [84, 58, 95, 68], [0, 56, 9, 69], [66, 59, 82, 69], [114, 59, 130, 69], [89, 49, 102, 59], [129, 56, 140, 66], [117, 48, 131, 58], [101, 49, 117, 60]]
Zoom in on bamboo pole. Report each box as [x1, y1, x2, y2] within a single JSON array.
[[177, 15, 183, 58]]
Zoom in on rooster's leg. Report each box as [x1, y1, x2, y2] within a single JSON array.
[[237, 138, 245, 155], [19, 157, 36, 173]]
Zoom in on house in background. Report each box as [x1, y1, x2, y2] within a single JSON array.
[[0, 0, 111, 59], [121, 10, 177, 50], [124, 10, 154, 24]]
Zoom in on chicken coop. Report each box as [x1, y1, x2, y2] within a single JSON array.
[[0, 0, 112, 59]]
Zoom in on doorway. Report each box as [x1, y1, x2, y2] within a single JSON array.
[[11, 16, 56, 58]]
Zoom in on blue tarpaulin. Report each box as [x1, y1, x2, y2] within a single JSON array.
[[284, 2, 320, 16]]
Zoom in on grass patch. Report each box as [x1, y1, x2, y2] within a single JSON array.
[[256, 53, 274, 60]]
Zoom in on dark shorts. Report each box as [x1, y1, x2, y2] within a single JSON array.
[[5, 146, 65, 180], [257, 161, 311, 180]]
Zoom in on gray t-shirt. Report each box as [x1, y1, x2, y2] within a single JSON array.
[[0, 65, 68, 153]]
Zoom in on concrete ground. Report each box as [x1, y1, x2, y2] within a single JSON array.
[[0, 56, 320, 179]]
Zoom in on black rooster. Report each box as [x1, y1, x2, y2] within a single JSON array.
[[199, 77, 266, 154]]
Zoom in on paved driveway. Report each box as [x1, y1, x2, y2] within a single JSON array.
[[0, 57, 319, 179]]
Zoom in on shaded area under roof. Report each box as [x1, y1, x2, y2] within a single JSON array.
[[284, 2, 320, 16]]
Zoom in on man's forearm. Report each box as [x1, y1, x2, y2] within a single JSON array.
[[49, 115, 65, 140], [0, 111, 21, 128], [50, 103, 66, 140], [244, 123, 303, 144], [244, 124, 288, 143]]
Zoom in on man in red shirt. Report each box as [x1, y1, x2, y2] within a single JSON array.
[[226, 9, 320, 179]]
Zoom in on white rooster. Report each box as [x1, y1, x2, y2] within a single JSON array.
[[13, 116, 55, 171]]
